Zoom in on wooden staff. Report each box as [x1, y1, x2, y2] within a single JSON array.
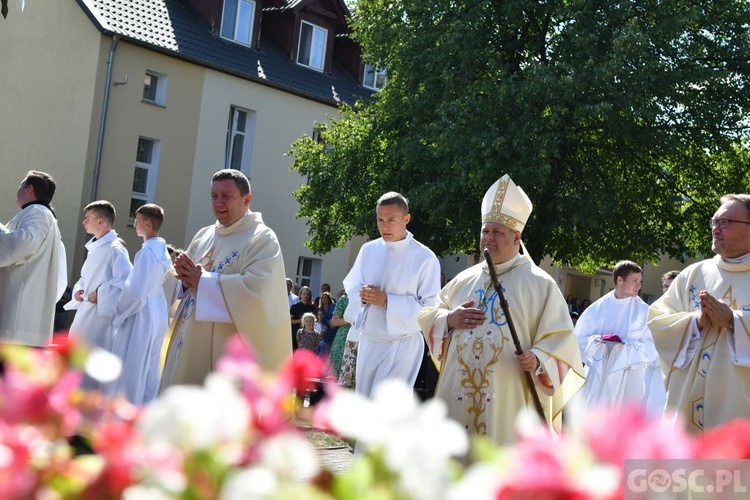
[[483, 248, 546, 423]]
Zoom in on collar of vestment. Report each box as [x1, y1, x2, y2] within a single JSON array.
[[380, 230, 413, 249], [85, 229, 118, 251], [21, 200, 56, 218], [481, 252, 526, 276], [608, 290, 643, 304], [715, 252, 750, 272], [215, 210, 260, 236], [143, 237, 172, 266]]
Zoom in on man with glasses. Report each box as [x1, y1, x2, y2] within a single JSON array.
[[649, 194, 750, 435]]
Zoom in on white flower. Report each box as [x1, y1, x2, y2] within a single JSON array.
[[447, 463, 499, 500], [327, 379, 468, 500], [85, 348, 122, 383], [138, 373, 250, 451], [259, 431, 319, 481], [122, 485, 174, 500], [219, 467, 278, 500]]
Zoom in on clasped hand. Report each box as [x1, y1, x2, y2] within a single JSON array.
[[174, 253, 202, 291], [697, 290, 734, 330], [360, 285, 387, 307]]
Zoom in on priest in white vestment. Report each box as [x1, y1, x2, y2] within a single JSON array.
[[419, 175, 584, 446], [576, 261, 665, 416], [649, 194, 750, 435], [0, 171, 66, 346], [160, 170, 291, 390], [343, 192, 441, 400]]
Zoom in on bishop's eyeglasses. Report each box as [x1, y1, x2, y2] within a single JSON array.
[[709, 218, 750, 230]]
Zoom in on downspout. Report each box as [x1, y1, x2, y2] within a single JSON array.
[[91, 34, 119, 201]]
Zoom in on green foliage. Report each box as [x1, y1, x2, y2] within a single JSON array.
[[290, 0, 750, 270]]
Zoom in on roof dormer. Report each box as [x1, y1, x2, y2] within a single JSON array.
[[220, 0, 257, 46]]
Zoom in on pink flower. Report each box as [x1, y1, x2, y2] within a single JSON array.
[[698, 420, 750, 458], [497, 431, 603, 500], [217, 336, 263, 402], [86, 421, 142, 497], [584, 405, 696, 465], [0, 422, 38, 498]]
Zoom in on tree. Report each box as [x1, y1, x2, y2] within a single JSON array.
[[291, 0, 750, 273]]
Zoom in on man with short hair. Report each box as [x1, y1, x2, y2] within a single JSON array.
[[66, 200, 132, 355], [344, 191, 441, 400], [575, 261, 665, 416], [287, 278, 300, 307], [419, 175, 583, 446], [649, 194, 750, 435], [661, 270, 680, 294], [160, 169, 291, 389], [0, 171, 67, 346]]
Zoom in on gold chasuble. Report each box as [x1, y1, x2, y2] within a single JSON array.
[[419, 254, 584, 446], [161, 212, 291, 388], [648, 256, 750, 435]]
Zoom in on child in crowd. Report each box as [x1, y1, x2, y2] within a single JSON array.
[[315, 308, 329, 356], [297, 312, 322, 353], [65, 201, 131, 388], [111, 204, 171, 405]]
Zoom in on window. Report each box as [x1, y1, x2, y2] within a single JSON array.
[[142, 70, 168, 106], [296, 257, 322, 290], [363, 63, 387, 90], [225, 106, 257, 175], [221, 0, 255, 45], [297, 21, 327, 71], [130, 137, 160, 222]]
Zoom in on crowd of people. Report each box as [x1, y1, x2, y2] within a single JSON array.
[[1, 168, 749, 451]]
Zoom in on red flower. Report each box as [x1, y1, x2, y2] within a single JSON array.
[[277, 350, 325, 395], [85, 421, 142, 498]]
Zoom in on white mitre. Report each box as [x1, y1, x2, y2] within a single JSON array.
[[481, 174, 533, 231]]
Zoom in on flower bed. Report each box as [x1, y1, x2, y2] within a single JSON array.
[[0, 337, 745, 499]]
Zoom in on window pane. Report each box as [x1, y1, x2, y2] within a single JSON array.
[[298, 24, 312, 66], [237, 1, 254, 44], [364, 65, 375, 87], [137, 138, 153, 164], [143, 74, 157, 101], [375, 70, 387, 89], [310, 27, 325, 70], [302, 258, 312, 276], [235, 109, 247, 133], [221, 0, 238, 39], [132, 167, 149, 194], [129, 198, 146, 221], [230, 134, 244, 170]]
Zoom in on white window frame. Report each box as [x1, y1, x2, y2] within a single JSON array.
[[363, 63, 387, 91], [297, 21, 327, 72], [130, 137, 160, 223], [220, 0, 256, 46], [142, 70, 168, 106], [224, 105, 257, 176], [296, 257, 322, 291]]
